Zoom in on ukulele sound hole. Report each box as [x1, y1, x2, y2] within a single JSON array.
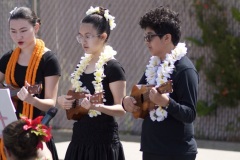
[[72, 100, 77, 108], [141, 94, 144, 104]]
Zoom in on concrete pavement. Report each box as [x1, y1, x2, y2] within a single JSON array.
[[53, 130, 240, 160]]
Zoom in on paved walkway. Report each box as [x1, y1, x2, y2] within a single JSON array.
[[53, 130, 240, 160]]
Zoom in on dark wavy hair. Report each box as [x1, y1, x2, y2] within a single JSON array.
[[3, 120, 40, 160], [9, 6, 41, 26], [139, 6, 181, 46], [82, 7, 111, 42]]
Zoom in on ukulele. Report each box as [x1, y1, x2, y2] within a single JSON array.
[[130, 80, 173, 119], [66, 90, 103, 120], [0, 83, 42, 108]]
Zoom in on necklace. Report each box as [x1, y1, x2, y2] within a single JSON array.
[[145, 43, 187, 122], [5, 39, 45, 119], [71, 45, 117, 117]]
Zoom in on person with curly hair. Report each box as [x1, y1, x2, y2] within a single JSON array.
[[57, 6, 126, 160], [2, 116, 53, 160], [122, 6, 199, 160]]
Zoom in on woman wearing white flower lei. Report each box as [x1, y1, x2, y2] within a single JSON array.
[[58, 6, 125, 117], [57, 6, 126, 160]]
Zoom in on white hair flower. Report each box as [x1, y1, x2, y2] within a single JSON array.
[[86, 6, 116, 30], [104, 9, 116, 30], [10, 7, 18, 15], [86, 6, 100, 15]]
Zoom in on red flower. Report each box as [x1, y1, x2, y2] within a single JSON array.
[[36, 141, 44, 150], [22, 115, 43, 130], [20, 115, 52, 150]]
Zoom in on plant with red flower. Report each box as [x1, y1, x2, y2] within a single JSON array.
[[20, 114, 52, 150]]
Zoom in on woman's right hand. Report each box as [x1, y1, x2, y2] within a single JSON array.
[[57, 95, 75, 110], [122, 96, 139, 113]]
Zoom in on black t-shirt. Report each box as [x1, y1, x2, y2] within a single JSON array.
[[0, 50, 61, 118], [79, 59, 125, 105], [139, 56, 199, 155], [70, 59, 126, 144]]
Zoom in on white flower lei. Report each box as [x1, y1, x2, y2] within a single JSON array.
[[146, 43, 187, 122], [71, 45, 117, 117], [86, 6, 116, 30]]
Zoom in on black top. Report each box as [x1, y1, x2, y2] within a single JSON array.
[[139, 56, 199, 155], [78, 59, 126, 105], [0, 50, 61, 118], [65, 59, 126, 160], [0, 50, 61, 160]]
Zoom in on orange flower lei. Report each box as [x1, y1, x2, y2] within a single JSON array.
[[5, 39, 45, 119]]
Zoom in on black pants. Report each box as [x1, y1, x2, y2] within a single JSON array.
[[143, 152, 196, 160]]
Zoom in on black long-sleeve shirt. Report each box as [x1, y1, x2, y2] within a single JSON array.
[[139, 56, 199, 155]]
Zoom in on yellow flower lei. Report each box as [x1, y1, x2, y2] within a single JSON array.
[[71, 45, 116, 117], [5, 39, 45, 119]]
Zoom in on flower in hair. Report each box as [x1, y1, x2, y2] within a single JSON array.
[[86, 6, 116, 30], [20, 114, 52, 150], [86, 6, 100, 15], [104, 10, 116, 30], [10, 7, 18, 15]]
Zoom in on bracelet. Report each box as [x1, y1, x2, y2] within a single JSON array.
[[163, 99, 170, 110], [122, 96, 127, 111]]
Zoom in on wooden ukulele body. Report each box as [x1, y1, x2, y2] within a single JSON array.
[[0, 83, 42, 109], [131, 85, 155, 119], [130, 80, 173, 119], [66, 90, 103, 120]]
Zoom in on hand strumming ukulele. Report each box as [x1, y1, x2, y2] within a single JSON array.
[[66, 90, 103, 120], [130, 80, 173, 119], [0, 83, 42, 108]]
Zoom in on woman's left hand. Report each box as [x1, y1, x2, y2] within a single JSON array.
[[149, 87, 169, 107]]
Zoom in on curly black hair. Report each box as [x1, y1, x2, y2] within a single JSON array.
[[139, 6, 181, 46]]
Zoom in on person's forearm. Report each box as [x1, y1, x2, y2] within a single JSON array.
[[28, 97, 56, 112], [92, 104, 126, 117]]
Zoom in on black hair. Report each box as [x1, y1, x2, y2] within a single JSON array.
[[3, 120, 40, 160], [82, 7, 111, 42], [139, 6, 181, 46], [9, 6, 41, 26]]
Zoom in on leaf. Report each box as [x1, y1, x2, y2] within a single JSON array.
[[231, 7, 240, 22], [197, 100, 216, 116], [195, 56, 204, 71]]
